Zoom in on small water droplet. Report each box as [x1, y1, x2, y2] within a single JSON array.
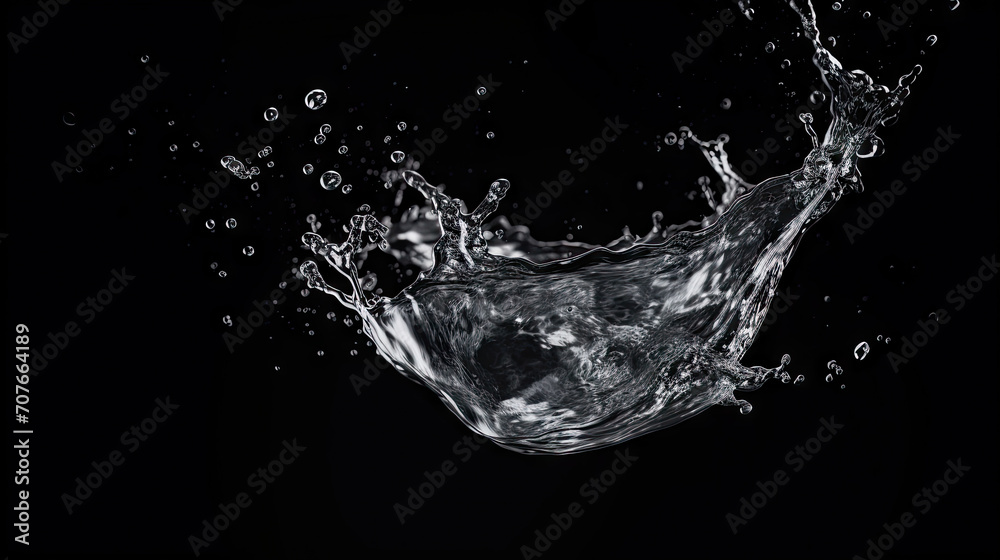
[[250, 182, 259, 191], [223, 315, 232, 326], [140, 54, 149, 63], [926, 34, 938, 47], [739, 402, 752, 415], [350, 349, 359, 356], [765, 41, 775, 53], [205, 219, 215, 229], [317, 350, 324, 356], [477, 86, 487, 96], [831, 1, 841, 10], [793, 375, 805, 385], [338, 145, 348, 155], [781, 59, 791, 69], [320, 124, 332, 134], [664, 132, 678, 145], [810, 91, 827, 105], [169, 144, 178, 152], [192, 141, 201, 148], [486, 131, 495, 139], [356, 125, 363, 131], [825, 373, 834, 382], [949, 0, 960, 10], [720, 98, 731, 110], [128, 128, 137, 135], [168, 120, 175, 127], [320, 170, 342, 190], [383, 135, 392, 143], [854, 341, 870, 360], [218, 270, 227, 278], [391, 151, 405, 163], [210, 262, 218, 270], [226, 218, 237, 229], [302, 164, 314, 175], [885, 337, 891, 344], [243, 246, 254, 256], [397, 121, 407, 131], [63, 112, 76, 126], [341, 183, 353, 194], [305, 89, 327, 110], [314, 134, 326, 145], [827, 36, 837, 47], [862, 10, 871, 19], [264, 107, 278, 122]]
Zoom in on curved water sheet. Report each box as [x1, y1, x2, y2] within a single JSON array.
[[299, 0, 922, 454]]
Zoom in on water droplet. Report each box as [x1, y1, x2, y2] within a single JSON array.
[[226, 218, 237, 229], [140, 54, 149, 63], [831, 2, 841, 10], [317, 350, 324, 356], [320, 123, 332, 134], [251, 182, 259, 191], [862, 10, 871, 19], [720, 98, 731, 110], [794, 375, 805, 385], [305, 89, 327, 110], [765, 41, 775, 53], [63, 112, 76, 126], [885, 337, 891, 344], [343, 317, 354, 327], [664, 132, 678, 145], [223, 315, 232, 326], [263, 107, 278, 122], [301, 288, 310, 297], [192, 141, 201, 148], [781, 59, 791, 69], [391, 151, 405, 163], [739, 402, 753, 415], [341, 183, 353, 194], [128, 128, 136, 135], [243, 246, 254, 256], [825, 373, 834, 382], [926, 35, 937, 47], [314, 134, 326, 145], [476, 86, 488, 96], [210, 262, 218, 270], [799, 112, 814, 124], [320, 170, 342, 190], [824, 295, 831, 302], [167, 120, 175, 127], [338, 145, 348, 155], [827, 36, 837, 47], [205, 219, 215, 229], [383, 135, 392, 143], [854, 341, 870, 360], [218, 270, 227, 278], [306, 214, 316, 223], [810, 91, 827, 105], [326, 312, 336, 320], [350, 349, 359, 356], [397, 122, 407, 131], [950, 0, 960, 10], [169, 144, 178, 152], [356, 125, 363, 131], [841, 384, 846, 390], [495, 228, 505, 239], [486, 131, 495, 139], [302, 164, 314, 175]]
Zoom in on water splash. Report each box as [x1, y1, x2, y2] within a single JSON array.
[[298, 0, 922, 454]]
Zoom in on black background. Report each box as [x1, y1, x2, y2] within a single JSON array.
[[4, 0, 997, 558]]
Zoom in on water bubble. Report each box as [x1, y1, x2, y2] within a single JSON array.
[[210, 262, 218, 270], [664, 132, 678, 145], [320, 170, 342, 190], [341, 183, 353, 194], [243, 246, 254, 256], [326, 312, 337, 320], [825, 373, 834, 382], [169, 144, 178, 152], [794, 375, 805, 385], [476, 86, 488, 96], [140, 54, 149, 63], [831, 1, 841, 10], [877, 334, 883, 342], [391, 151, 405, 163], [397, 122, 407, 131], [305, 89, 327, 110], [739, 402, 752, 415], [827, 360, 838, 370], [827, 36, 837, 47], [809, 91, 827, 105], [320, 123, 332, 134], [301, 288, 310, 297], [698, 176, 710, 187], [223, 315, 232, 326], [720, 98, 731, 110], [218, 270, 227, 278], [854, 341, 870, 360], [317, 350, 325, 356], [862, 10, 871, 19], [495, 228, 505, 239], [926, 35, 938, 47], [266, 161, 274, 168], [193, 141, 201, 148], [486, 131, 495, 139], [781, 59, 791, 69], [799, 112, 814, 124], [950, 0, 960, 10], [765, 42, 775, 53], [263, 107, 278, 122], [356, 125, 363, 131], [306, 214, 316, 223], [885, 337, 891, 344], [62, 112, 76, 126], [128, 128, 137, 135], [314, 134, 326, 145], [358, 204, 371, 213], [302, 164, 314, 175], [226, 218, 237, 229], [251, 182, 259, 191], [205, 219, 216, 229], [168, 120, 175, 126], [338, 145, 349, 155], [343, 317, 354, 327], [383, 135, 392, 143], [350, 349, 359, 356]]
